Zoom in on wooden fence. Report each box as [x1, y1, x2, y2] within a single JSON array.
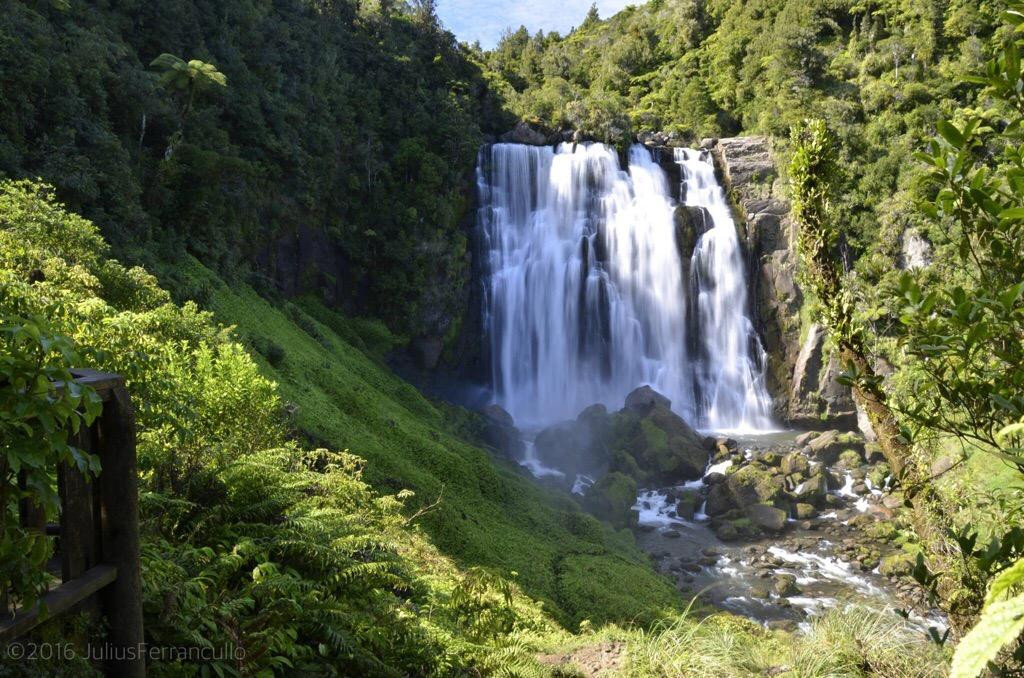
[[1, 370, 144, 677]]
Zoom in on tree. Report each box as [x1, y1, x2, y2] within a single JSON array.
[[149, 53, 227, 155], [789, 120, 984, 633]]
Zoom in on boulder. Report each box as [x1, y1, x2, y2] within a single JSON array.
[[675, 489, 700, 521], [867, 463, 891, 489], [836, 448, 864, 470], [773, 573, 801, 597], [747, 503, 788, 532], [781, 451, 809, 475], [705, 482, 736, 516], [533, 404, 612, 478], [879, 551, 917, 577], [795, 431, 818, 447], [583, 472, 638, 529], [806, 430, 864, 466], [624, 385, 671, 413], [794, 502, 816, 519], [792, 472, 827, 503], [726, 463, 786, 508], [608, 401, 710, 484], [480, 404, 523, 458], [499, 120, 550, 146]]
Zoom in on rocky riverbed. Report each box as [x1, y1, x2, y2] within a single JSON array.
[[631, 430, 947, 634]]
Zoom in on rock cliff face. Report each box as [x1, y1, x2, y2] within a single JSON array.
[[707, 136, 855, 428]]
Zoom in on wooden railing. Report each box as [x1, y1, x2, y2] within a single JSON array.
[[1, 370, 144, 677]]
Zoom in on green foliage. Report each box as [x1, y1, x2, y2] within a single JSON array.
[[0, 310, 100, 614], [951, 557, 1024, 677], [899, 4, 1024, 463], [0, 0, 501, 338], [0, 179, 692, 674]]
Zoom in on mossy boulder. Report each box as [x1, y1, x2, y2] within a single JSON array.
[[674, 488, 700, 521], [608, 402, 710, 484], [792, 471, 828, 504], [836, 448, 864, 470], [781, 451, 809, 475], [806, 430, 864, 466], [794, 502, 816, 519], [726, 463, 786, 508], [534, 404, 612, 478], [879, 551, 917, 577], [584, 472, 639, 529], [867, 462, 891, 489], [746, 503, 788, 532]]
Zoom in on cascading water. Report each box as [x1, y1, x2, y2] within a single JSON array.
[[478, 141, 773, 431], [676, 148, 774, 431]]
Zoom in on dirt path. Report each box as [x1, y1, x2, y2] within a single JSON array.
[[536, 641, 625, 676]]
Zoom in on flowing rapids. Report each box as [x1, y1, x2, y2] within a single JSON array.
[[477, 142, 774, 431]]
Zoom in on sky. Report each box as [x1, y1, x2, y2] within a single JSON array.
[[436, 0, 636, 49]]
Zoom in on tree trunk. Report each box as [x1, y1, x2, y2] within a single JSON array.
[[839, 344, 982, 635]]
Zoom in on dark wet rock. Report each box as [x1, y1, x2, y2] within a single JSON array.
[[624, 385, 671, 413], [662, 530, 682, 539], [675, 489, 700, 521], [534, 405, 612, 478], [747, 503, 788, 532], [705, 471, 728, 485], [749, 583, 772, 600], [675, 205, 714, 261], [480, 404, 524, 458], [705, 483, 734, 516], [714, 522, 739, 541], [499, 120, 551, 145]]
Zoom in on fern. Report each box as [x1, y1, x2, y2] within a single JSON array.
[[951, 557, 1024, 677]]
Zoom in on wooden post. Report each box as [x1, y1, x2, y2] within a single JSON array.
[[96, 382, 145, 678]]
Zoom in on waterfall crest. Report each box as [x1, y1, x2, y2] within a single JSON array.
[[478, 142, 773, 432]]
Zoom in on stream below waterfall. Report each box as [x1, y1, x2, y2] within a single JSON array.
[[630, 432, 946, 635]]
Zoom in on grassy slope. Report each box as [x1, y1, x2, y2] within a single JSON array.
[[183, 257, 682, 628]]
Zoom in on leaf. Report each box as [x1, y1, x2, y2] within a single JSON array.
[[987, 558, 1024, 606], [938, 120, 966, 149], [950, 593, 1024, 678]]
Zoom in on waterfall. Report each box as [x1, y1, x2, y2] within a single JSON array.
[[676, 148, 774, 432], [478, 141, 773, 431]]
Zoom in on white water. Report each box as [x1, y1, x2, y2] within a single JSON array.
[[478, 142, 773, 431], [677, 149, 774, 431]]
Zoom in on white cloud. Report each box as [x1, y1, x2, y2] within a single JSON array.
[[436, 0, 637, 49]]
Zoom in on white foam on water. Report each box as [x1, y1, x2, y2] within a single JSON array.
[[705, 459, 733, 476]]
